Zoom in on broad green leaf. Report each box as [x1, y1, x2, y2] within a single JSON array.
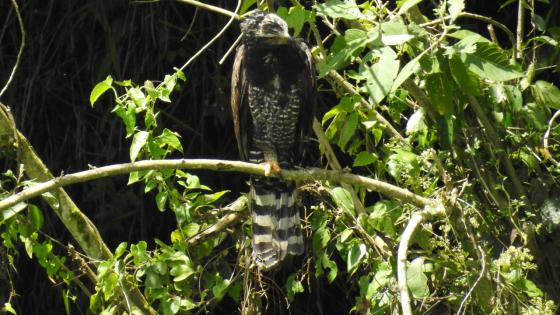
[[286, 274, 305, 301], [406, 257, 429, 298], [312, 226, 331, 250], [380, 21, 414, 45], [156, 191, 168, 211], [315, 0, 363, 20], [529, 35, 559, 47], [531, 80, 560, 109], [276, 6, 313, 37], [396, 0, 423, 16], [347, 242, 366, 274], [159, 128, 183, 153], [353, 151, 377, 167], [338, 111, 358, 150], [330, 187, 354, 214], [130, 131, 149, 161], [130, 241, 148, 266], [449, 55, 481, 95], [28, 204, 43, 230], [114, 242, 128, 258], [322, 254, 338, 283], [515, 279, 543, 297], [391, 53, 422, 92], [461, 42, 523, 81], [184, 222, 200, 237], [212, 276, 230, 300], [361, 48, 400, 104], [425, 72, 454, 115], [448, 0, 464, 20], [3, 302, 17, 315], [90, 75, 113, 107], [240, 0, 257, 14], [169, 261, 195, 282], [531, 13, 546, 32], [128, 88, 146, 109]]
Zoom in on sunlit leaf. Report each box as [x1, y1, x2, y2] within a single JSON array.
[[315, 0, 363, 20], [461, 42, 523, 81], [448, 0, 464, 20], [531, 80, 560, 109], [396, 0, 423, 16], [407, 257, 429, 298], [353, 151, 377, 167], [347, 242, 366, 274], [130, 131, 149, 161], [90, 75, 113, 107]]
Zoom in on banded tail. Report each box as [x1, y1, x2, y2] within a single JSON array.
[[250, 176, 304, 270]]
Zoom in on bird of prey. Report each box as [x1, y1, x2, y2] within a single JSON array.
[[231, 10, 316, 270]]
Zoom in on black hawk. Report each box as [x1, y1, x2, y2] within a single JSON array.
[[231, 10, 316, 270]]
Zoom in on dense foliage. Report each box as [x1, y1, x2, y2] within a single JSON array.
[[1, 0, 560, 314]]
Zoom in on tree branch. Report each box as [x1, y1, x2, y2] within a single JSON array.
[[0, 159, 438, 212], [397, 206, 445, 315]]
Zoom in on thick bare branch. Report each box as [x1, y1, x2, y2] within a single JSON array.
[[0, 159, 438, 212]]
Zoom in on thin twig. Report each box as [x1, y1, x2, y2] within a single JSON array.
[[543, 109, 560, 165], [419, 12, 516, 58], [0, 0, 25, 98], [178, 0, 241, 72], [176, 0, 240, 19]]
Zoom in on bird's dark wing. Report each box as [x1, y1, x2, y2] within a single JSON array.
[[231, 44, 249, 161], [295, 40, 316, 156]]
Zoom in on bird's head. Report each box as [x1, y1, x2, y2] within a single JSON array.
[[240, 10, 290, 40]]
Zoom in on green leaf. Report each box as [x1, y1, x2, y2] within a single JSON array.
[[28, 204, 44, 230], [286, 274, 305, 301], [114, 242, 128, 258], [130, 241, 148, 265], [353, 151, 377, 167], [158, 129, 183, 153], [184, 222, 200, 237], [449, 55, 481, 95], [156, 191, 168, 211], [396, 0, 423, 16], [130, 131, 149, 161], [347, 242, 366, 274], [531, 80, 560, 109], [212, 276, 230, 300], [321, 253, 338, 283], [128, 87, 147, 109], [448, 0, 464, 20], [361, 48, 400, 104], [276, 6, 313, 37], [391, 54, 422, 92], [314, 0, 363, 20], [461, 42, 523, 81], [425, 72, 454, 115], [90, 75, 113, 107], [240, 0, 257, 14], [330, 187, 354, 214], [406, 257, 429, 298], [338, 111, 358, 151], [516, 278, 543, 297], [312, 226, 331, 251], [531, 13, 546, 32], [3, 302, 17, 314]]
